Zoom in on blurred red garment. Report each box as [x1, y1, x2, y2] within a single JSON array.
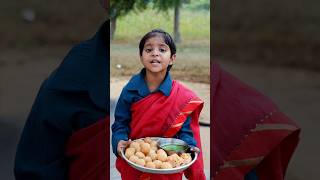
[[211, 63, 300, 180], [66, 117, 109, 180]]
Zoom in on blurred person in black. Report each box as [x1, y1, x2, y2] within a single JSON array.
[[14, 1, 109, 180]]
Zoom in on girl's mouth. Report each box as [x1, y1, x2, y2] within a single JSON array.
[[150, 60, 160, 64]]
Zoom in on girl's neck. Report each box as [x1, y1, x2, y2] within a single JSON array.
[[145, 70, 167, 92]]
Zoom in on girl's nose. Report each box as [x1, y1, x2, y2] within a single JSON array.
[[151, 49, 159, 56]]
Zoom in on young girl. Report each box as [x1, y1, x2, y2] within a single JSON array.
[[111, 29, 206, 180]]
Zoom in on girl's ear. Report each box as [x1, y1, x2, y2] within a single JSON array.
[[169, 54, 176, 65]]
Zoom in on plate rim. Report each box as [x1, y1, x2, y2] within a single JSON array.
[[120, 137, 198, 174]]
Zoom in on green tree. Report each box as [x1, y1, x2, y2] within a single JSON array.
[[152, 0, 190, 43], [110, 0, 133, 40], [110, 0, 190, 42], [110, 0, 151, 40]]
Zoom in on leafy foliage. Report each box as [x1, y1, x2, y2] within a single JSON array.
[[110, 0, 191, 18]]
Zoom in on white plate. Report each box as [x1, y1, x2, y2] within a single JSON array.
[[120, 137, 198, 174]]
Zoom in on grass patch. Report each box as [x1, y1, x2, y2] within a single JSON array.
[[111, 43, 210, 83], [114, 7, 210, 44]]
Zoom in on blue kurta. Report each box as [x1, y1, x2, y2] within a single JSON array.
[[14, 21, 109, 180], [111, 69, 197, 156], [245, 169, 259, 180]]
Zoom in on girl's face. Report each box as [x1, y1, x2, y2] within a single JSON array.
[[140, 36, 176, 75]]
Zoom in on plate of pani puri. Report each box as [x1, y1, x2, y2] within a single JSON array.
[[120, 137, 198, 174]]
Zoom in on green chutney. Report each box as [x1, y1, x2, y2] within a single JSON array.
[[162, 145, 187, 151]]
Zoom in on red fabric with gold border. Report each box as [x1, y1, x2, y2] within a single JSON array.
[[211, 63, 300, 180]]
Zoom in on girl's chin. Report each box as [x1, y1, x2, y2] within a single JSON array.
[[146, 68, 166, 74]]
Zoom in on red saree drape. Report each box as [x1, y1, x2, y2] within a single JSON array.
[[65, 117, 108, 180], [211, 63, 300, 180], [116, 80, 206, 180]]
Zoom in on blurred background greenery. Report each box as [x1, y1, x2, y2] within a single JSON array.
[[213, 0, 320, 71], [0, 0, 106, 48]]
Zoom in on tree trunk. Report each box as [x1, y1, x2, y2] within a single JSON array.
[[110, 17, 117, 40], [174, 1, 181, 43]]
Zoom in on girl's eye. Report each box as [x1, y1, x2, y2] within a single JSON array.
[[159, 48, 166, 53], [145, 49, 152, 53]]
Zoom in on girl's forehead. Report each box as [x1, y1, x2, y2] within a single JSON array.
[[144, 36, 167, 46]]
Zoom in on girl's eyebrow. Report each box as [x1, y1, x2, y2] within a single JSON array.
[[144, 44, 152, 47], [159, 44, 169, 48], [144, 43, 168, 47]]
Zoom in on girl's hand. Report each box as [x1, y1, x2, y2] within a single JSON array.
[[189, 145, 201, 153], [117, 139, 131, 156]]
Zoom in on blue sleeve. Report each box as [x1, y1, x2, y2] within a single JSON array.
[[14, 80, 106, 180], [245, 169, 259, 180], [176, 116, 197, 147], [111, 88, 131, 156]]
